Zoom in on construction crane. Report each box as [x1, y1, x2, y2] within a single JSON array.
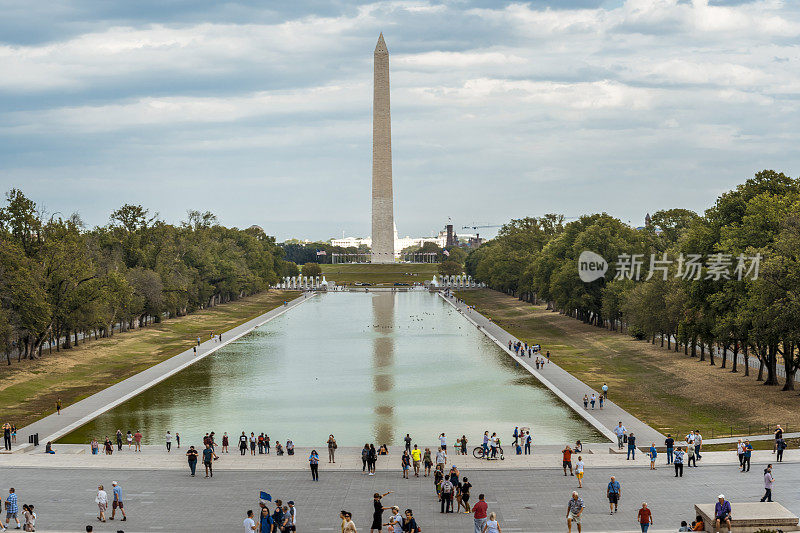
[[462, 224, 502, 230]]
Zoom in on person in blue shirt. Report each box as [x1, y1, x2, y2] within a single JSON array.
[[627, 433, 637, 460], [714, 495, 732, 533], [741, 440, 753, 472], [259, 505, 273, 533], [606, 476, 621, 514], [110, 481, 126, 522], [649, 444, 657, 470]]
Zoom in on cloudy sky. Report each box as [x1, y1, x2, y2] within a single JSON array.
[[1, 0, 798, 240]]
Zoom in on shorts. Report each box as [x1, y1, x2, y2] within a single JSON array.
[[462, 493, 470, 503], [403, 464, 409, 471], [567, 511, 581, 524], [413, 460, 420, 466], [608, 493, 619, 504], [113, 501, 123, 509], [98, 503, 107, 512], [562, 460, 572, 468], [576, 472, 584, 479], [6, 512, 17, 520], [204, 461, 212, 466]]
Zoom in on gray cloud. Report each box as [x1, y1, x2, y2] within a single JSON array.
[[1, 0, 799, 240]]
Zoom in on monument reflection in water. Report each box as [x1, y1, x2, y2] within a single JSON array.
[[62, 292, 601, 446]]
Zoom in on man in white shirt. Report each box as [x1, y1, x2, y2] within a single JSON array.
[[436, 447, 447, 471], [694, 431, 703, 460], [287, 501, 297, 531], [439, 433, 447, 451], [243, 510, 256, 532], [614, 422, 627, 449]]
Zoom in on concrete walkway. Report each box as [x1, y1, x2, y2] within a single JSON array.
[[11, 292, 314, 452], [440, 292, 666, 448]]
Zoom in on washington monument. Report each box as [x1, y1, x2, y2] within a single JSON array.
[[371, 33, 394, 264]]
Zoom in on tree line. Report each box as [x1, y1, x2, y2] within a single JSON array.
[[466, 170, 800, 391], [0, 190, 294, 365]]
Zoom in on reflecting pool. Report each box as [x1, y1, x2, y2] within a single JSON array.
[[61, 292, 601, 446]]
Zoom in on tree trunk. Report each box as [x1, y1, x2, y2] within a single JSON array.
[[744, 343, 750, 377], [781, 342, 796, 391], [764, 344, 779, 386], [691, 336, 697, 358], [708, 341, 715, 366], [699, 341, 705, 362], [731, 343, 738, 373]]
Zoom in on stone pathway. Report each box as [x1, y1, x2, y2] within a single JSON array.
[[11, 292, 313, 452], [3, 461, 798, 532], [441, 293, 666, 448]]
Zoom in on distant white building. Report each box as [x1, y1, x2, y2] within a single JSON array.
[[330, 224, 475, 258]]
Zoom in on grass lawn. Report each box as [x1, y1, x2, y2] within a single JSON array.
[[0, 290, 296, 428], [320, 263, 438, 286], [456, 289, 800, 439]]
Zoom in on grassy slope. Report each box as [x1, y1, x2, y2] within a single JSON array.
[[0, 291, 296, 427], [320, 263, 438, 285], [456, 289, 800, 439]]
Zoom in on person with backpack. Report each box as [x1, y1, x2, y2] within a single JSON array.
[[402, 509, 421, 533], [440, 476, 454, 513], [327, 435, 337, 463]]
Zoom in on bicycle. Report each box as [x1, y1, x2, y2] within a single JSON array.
[[473, 446, 504, 460]]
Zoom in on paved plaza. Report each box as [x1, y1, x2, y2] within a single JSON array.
[[3, 460, 799, 532]]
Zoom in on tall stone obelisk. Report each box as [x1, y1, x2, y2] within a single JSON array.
[[371, 33, 394, 264]]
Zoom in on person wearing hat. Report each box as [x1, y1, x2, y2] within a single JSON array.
[[714, 494, 732, 533], [110, 481, 126, 521]]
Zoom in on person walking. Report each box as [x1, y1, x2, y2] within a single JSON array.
[[566, 491, 584, 533], [524, 431, 532, 455], [404, 434, 412, 454], [694, 431, 703, 460], [614, 422, 626, 450], [175, 432, 180, 449], [126, 430, 132, 449], [472, 494, 488, 533], [626, 433, 636, 460], [760, 465, 774, 502], [95, 485, 108, 523], [371, 492, 393, 533], [286, 501, 297, 532], [583, 395, 588, 409], [4, 488, 20, 530], [186, 446, 198, 476], [601, 383, 608, 398], [458, 477, 472, 514], [435, 447, 447, 472], [439, 433, 447, 452], [440, 476, 454, 513], [56, 398, 62, 415], [774, 424, 783, 453], [482, 511, 501, 533], [327, 435, 337, 463], [648, 443, 657, 470], [166, 431, 172, 452], [687, 440, 696, 468], [736, 439, 744, 468], [607, 476, 621, 514], [401, 451, 410, 479], [116, 430, 123, 451], [637, 502, 653, 532], [590, 394, 596, 409], [741, 440, 752, 472], [110, 481, 126, 522], [368, 444, 377, 475], [673, 447, 684, 477], [664, 434, 674, 464], [575, 456, 585, 488], [411, 445, 421, 477], [203, 443, 214, 478], [309, 450, 320, 481], [423, 448, 433, 477], [3, 424, 12, 451]]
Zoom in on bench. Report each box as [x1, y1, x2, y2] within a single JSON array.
[[695, 502, 799, 532]]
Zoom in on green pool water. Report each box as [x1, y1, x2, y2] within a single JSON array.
[[60, 291, 601, 447]]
